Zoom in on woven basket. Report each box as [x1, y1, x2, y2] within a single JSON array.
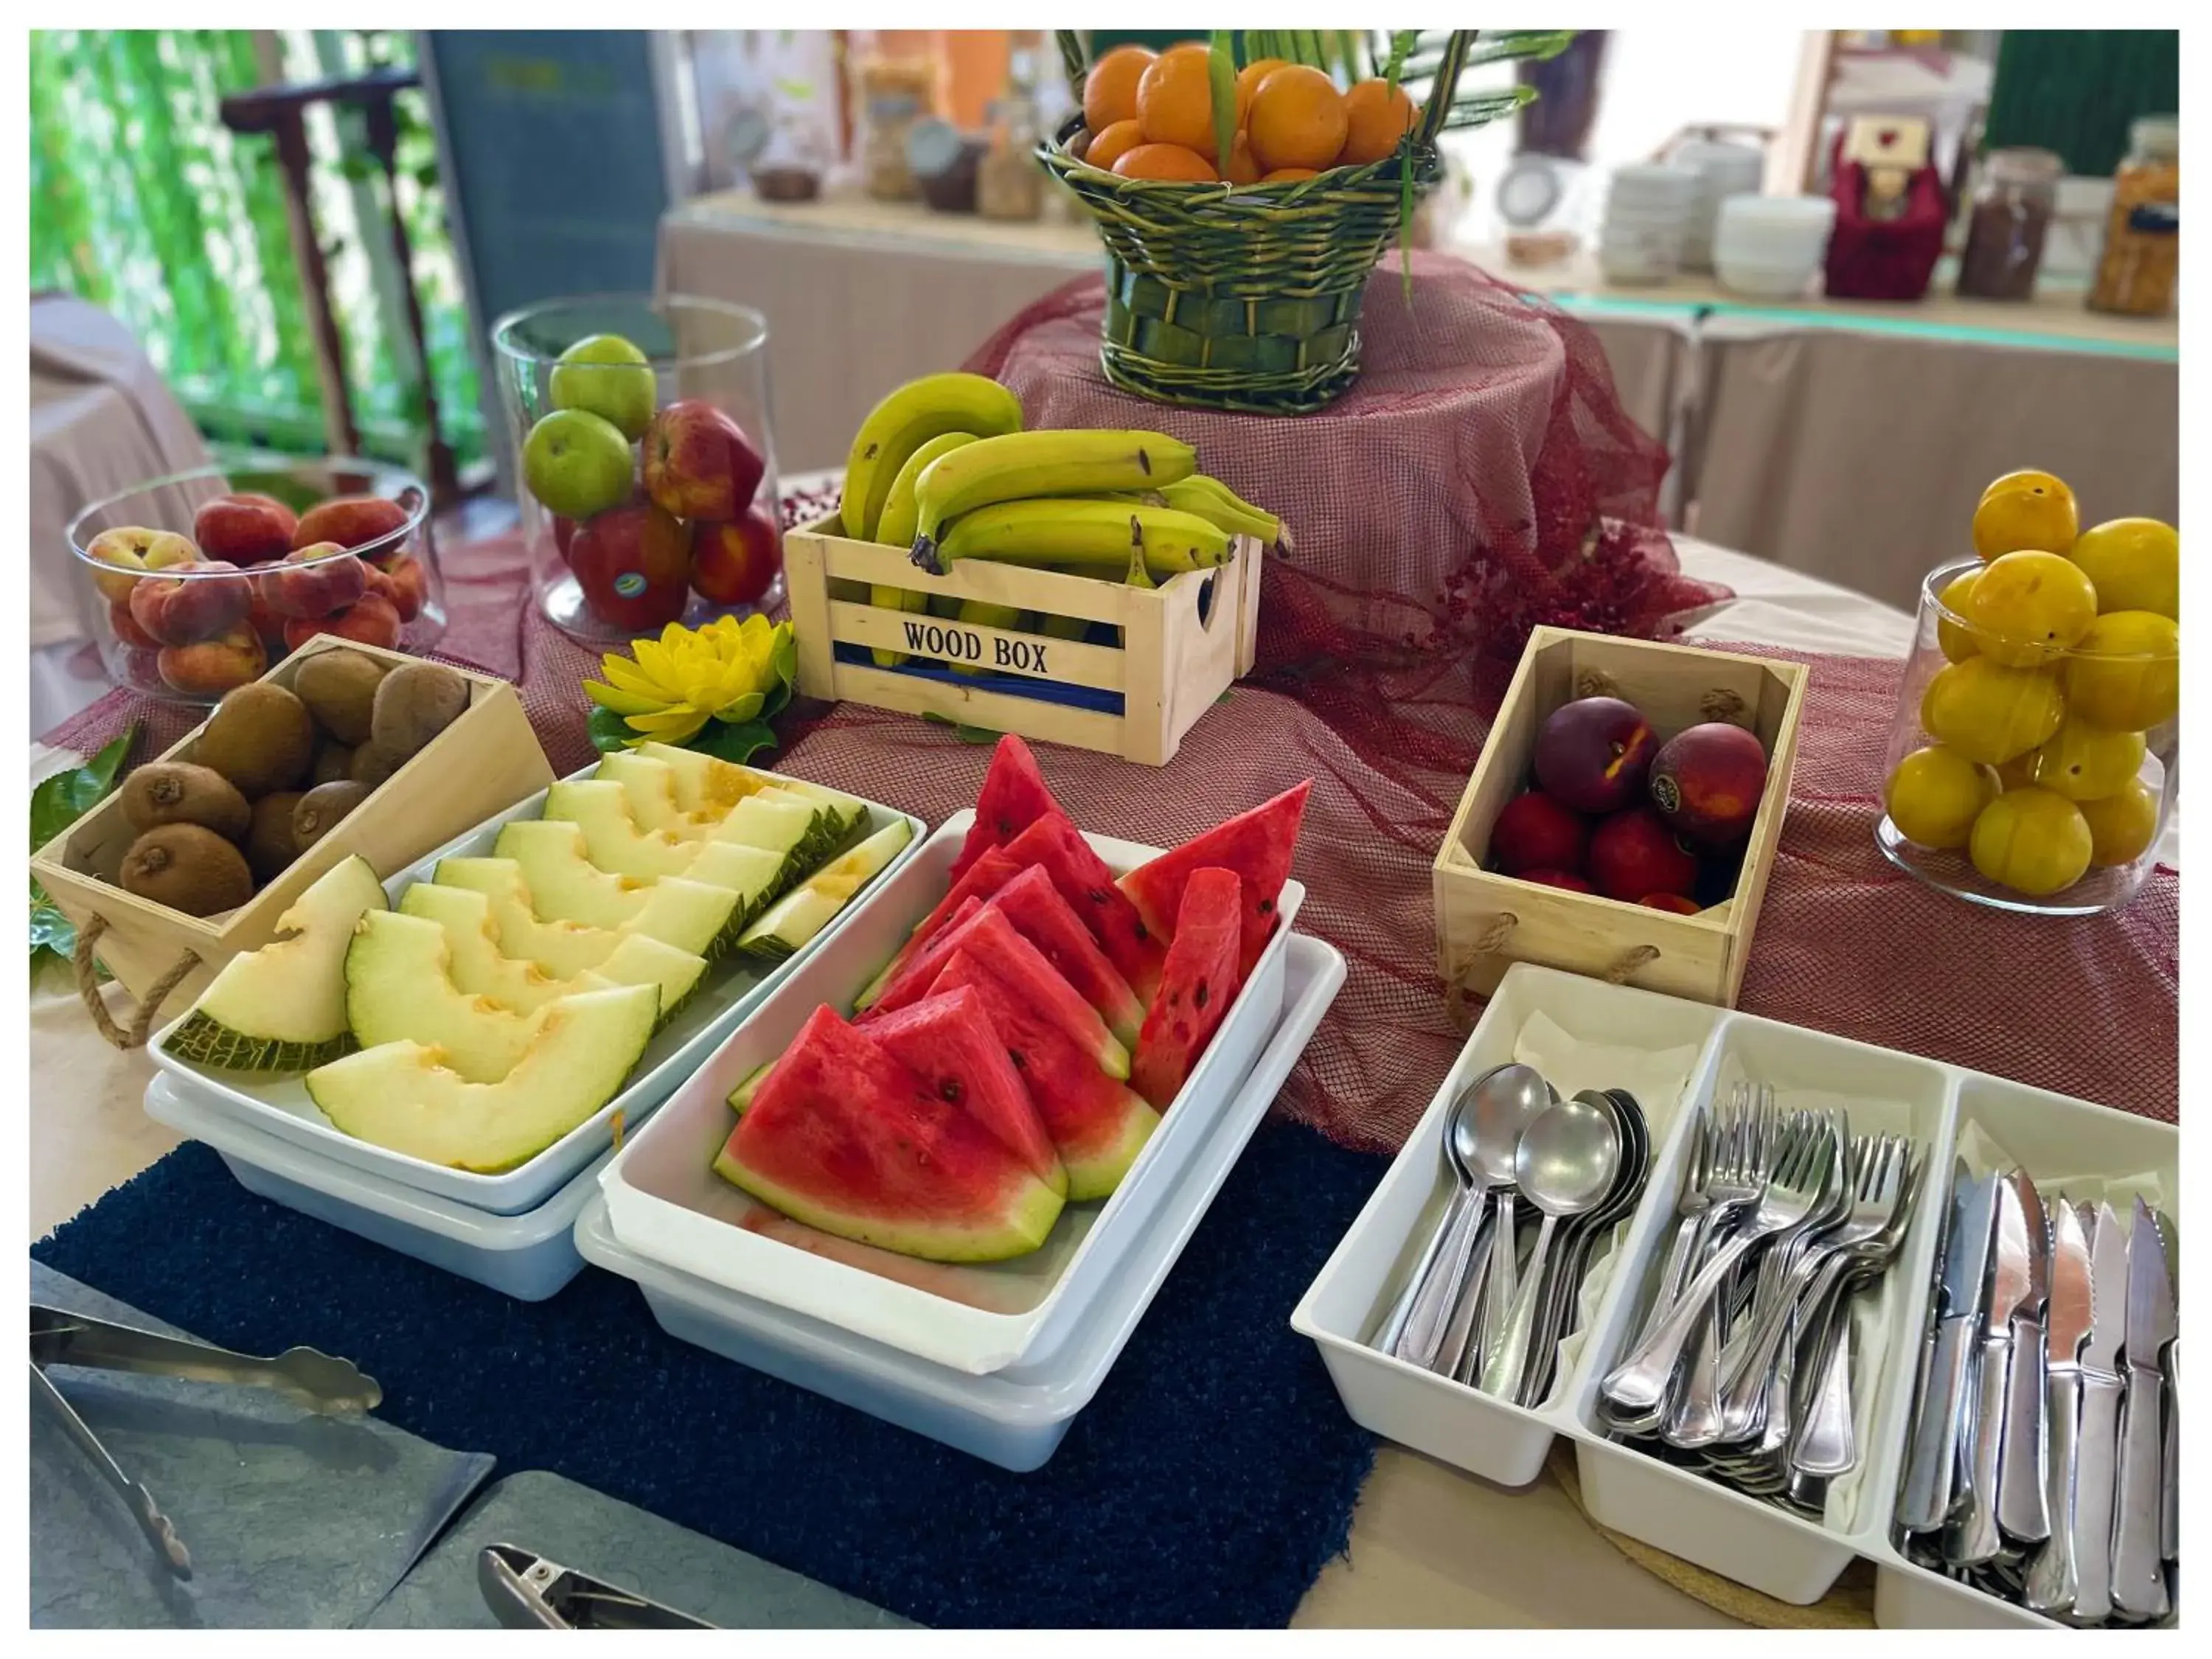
[[1039, 32, 1470, 414]]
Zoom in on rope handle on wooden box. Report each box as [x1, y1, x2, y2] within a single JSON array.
[[1443, 913, 1663, 1032], [72, 913, 200, 1051]]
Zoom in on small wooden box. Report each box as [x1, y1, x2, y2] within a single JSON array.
[[1435, 627, 1808, 1009], [783, 512, 1262, 765], [32, 637, 554, 1017]]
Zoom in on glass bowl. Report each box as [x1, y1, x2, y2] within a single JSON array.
[[1876, 554, 2177, 916], [66, 454, 445, 704], [490, 293, 784, 647]]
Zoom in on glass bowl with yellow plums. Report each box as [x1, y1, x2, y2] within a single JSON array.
[[1878, 471, 2177, 916]]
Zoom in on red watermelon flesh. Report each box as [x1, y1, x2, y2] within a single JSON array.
[[854, 847, 1022, 1011], [952, 902, 1130, 1079], [948, 734, 1062, 883], [1130, 867, 1245, 1110], [987, 864, 1145, 1052], [712, 1004, 1064, 1262], [1002, 812, 1166, 1003], [865, 986, 1068, 1197], [853, 895, 990, 1025], [933, 951, 1160, 1203], [1119, 780, 1310, 980]]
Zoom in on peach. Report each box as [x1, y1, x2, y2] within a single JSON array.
[[128, 558, 251, 646], [262, 541, 368, 619], [109, 598, 160, 650], [194, 492, 298, 565], [1533, 696, 1657, 815], [281, 591, 403, 653], [245, 585, 288, 656], [378, 554, 429, 622], [1648, 723, 1770, 846], [159, 623, 267, 698], [689, 505, 781, 608], [292, 493, 409, 554], [1489, 790, 1588, 877], [119, 645, 165, 693], [1587, 806, 1699, 902], [85, 526, 195, 602]]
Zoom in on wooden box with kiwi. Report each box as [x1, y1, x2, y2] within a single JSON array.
[[32, 636, 553, 1023]]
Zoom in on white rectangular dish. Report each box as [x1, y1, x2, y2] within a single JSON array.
[[147, 764, 925, 1216], [143, 1072, 608, 1303], [598, 807, 1307, 1377], [576, 934, 1346, 1470], [1293, 961, 2177, 1622]]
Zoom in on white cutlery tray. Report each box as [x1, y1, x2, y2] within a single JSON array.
[[1293, 962, 2178, 1625]]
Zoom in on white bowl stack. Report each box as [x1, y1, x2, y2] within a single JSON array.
[[1712, 195, 1838, 300], [1596, 164, 1699, 285], [1674, 140, 1768, 271]]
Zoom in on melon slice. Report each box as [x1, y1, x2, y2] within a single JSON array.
[[706, 793, 825, 894], [543, 778, 702, 880], [430, 858, 617, 977], [591, 751, 698, 834], [307, 985, 656, 1170], [1119, 781, 1310, 978], [853, 895, 990, 1024], [1001, 812, 1165, 1001], [1130, 866, 1245, 1110], [162, 855, 388, 1073], [638, 740, 785, 817], [346, 910, 574, 1083], [863, 986, 1067, 1197], [853, 845, 1023, 1011], [397, 882, 706, 1026], [683, 841, 786, 929], [494, 819, 650, 928], [988, 864, 1145, 1051], [712, 1004, 1064, 1262], [948, 734, 1062, 882], [933, 951, 1158, 1203], [735, 818, 911, 964]]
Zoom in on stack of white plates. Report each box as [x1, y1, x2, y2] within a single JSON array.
[[1597, 164, 1699, 285], [1712, 195, 1837, 299], [1674, 140, 1767, 271]]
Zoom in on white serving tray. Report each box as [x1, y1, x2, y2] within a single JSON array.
[[1293, 961, 2179, 1624], [148, 762, 926, 1216], [597, 807, 1307, 1377], [576, 934, 1346, 1470], [143, 1072, 608, 1303]]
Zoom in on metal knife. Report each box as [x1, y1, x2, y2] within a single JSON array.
[[2023, 1198, 2092, 1614], [1997, 1170, 2052, 1543], [2112, 1197, 2174, 1621], [1946, 1170, 2030, 1566], [2069, 1200, 2130, 1624], [1899, 1166, 1994, 1534], [2157, 1209, 2177, 1567]]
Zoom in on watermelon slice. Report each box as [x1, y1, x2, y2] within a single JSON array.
[[712, 1005, 1064, 1262], [1130, 867, 1245, 1110], [852, 895, 990, 1026], [987, 864, 1144, 1052], [933, 951, 1159, 1203], [853, 846, 1023, 1013], [948, 734, 1062, 882], [1002, 812, 1166, 1002], [952, 904, 1129, 1079], [1119, 781, 1311, 979], [864, 986, 1067, 1197]]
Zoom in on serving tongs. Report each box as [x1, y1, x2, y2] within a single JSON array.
[[478, 1544, 717, 1630], [29, 1303, 380, 1579]]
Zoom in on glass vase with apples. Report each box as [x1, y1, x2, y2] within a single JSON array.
[[490, 293, 784, 646]]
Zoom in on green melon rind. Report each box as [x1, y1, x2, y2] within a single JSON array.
[[710, 1145, 1063, 1262], [1060, 1093, 1162, 1203], [727, 1060, 774, 1116], [735, 818, 913, 964], [161, 1015, 356, 1074]]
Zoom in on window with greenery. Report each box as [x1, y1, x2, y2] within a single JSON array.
[[29, 28, 484, 473]]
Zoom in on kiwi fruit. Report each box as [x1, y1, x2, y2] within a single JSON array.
[[195, 682, 316, 798], [293, 648, 388, 745], [118, 824, 254, 917], [245, 790, 305, 883], [119, 762, 251, 841], [310, 742, 355, 787], [293, 780, 371, 850], [349, 742, 408, 790], [369, 661, 470, 762]]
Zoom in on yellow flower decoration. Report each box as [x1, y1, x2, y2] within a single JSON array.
[[583, 613, 795, 749]]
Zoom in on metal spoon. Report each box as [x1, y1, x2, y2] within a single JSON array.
[[1464, 1064, 1559, 1371], [1480, 1090, 1624, 1403], [1370, 1066, 1499, 1357]]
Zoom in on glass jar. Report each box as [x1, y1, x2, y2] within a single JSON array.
[[1956, 147, 2060, 300], [858, 56, 937, 202], [66, 454, 443, 704], [2088, 116, 2178, 316], [977, 96, 1044, 222], [1877, 556, 2177, 917], [490, 293, 782, 648]]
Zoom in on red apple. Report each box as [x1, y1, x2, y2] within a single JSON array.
[[553, 515, 579, 568], [282, 591, 403, 653], [1587, 806, 1700, 902], [1637, 892, 1703, 914], [570, 500, 692, 633], [1489, 790, 1588, 877], [690, 502, 782, 608], [643, 399, 765, 522], [1533, 696, 1657, 815], [1649, 722, 1770, 846], [262, 542, 368, 619], [128, 558, 251, 646], [194, 492, 297, 565], [1518, 867, 1595, 893]]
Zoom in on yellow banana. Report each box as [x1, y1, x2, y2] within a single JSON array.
[[1116, 538, 1155, 646], [932, 498, 1231, 580], [871, 431, 978, 667], [840, 373, 1023, 540], [1040, 612, 1092, 642], [1158, 476, 1282, 545], [950, 599, 1023, 678], [910, 430, 1199, 563]]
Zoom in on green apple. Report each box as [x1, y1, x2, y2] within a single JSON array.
[[549, 333, 657, 441], [522, 408, 635, 520]]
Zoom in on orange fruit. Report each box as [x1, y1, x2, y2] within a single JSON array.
[[1972, 469, 2078, 560], [1083, 46, 1154, 135], [1248, 65, 1348, 173], [1113, 143, 1219, 183], [1339, 78, 1418, 165], [1136, 42, 1223, 158], [1222, 132, 1261, 185], [1262, 167, 1321, 183], [1236, 56, 1290, 111], [1085, 119, 1147, 175]]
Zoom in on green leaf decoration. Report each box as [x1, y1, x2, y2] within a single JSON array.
[[586, 705, 636, 755], [1380, 30, 1419, 92], [919, 712, 1002, 744], [29, 725, 134, 962], [1462, 30, 1576, 70], [1208, 32, 1239, 187], [689, 718, 781, 768]]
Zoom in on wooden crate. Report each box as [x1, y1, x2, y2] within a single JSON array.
[[32, 636, 554, 1028], [784, 512, 1262, 765], [1435, 627, 1808, 1009]]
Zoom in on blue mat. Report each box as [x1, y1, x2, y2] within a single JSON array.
[[34, 1119, 1382, 1628]]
